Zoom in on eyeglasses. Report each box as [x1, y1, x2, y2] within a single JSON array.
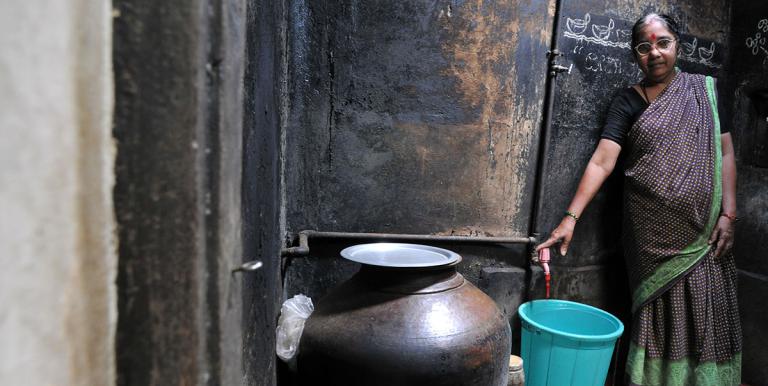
[[634, 38, 676, 56]]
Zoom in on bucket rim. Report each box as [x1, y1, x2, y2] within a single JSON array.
[[519, 299, 624, 342]]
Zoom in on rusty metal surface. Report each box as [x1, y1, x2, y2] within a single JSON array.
[[284, 0, 554, 237], [298, 264, 511, 385]]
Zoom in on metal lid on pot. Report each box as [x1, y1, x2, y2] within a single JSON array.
[[340, 243, 461, 268]]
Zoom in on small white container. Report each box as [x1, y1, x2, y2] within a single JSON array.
[[508, 355, 525, 386]]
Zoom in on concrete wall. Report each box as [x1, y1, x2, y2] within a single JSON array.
[[0, 0, 116, 385], [724, 2, 768, 383]]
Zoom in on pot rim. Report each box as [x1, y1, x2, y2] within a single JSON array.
[[340, 242, 462, 268]]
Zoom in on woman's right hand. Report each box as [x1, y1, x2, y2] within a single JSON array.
[[535, 217, 577, 256]]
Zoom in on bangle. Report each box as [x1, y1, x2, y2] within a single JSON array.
[[564, 211, 579, 221], [720, 213, 739, 222]]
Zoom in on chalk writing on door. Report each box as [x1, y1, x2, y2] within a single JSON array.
[[564, 13, 630, 49], [563, 13, 723, 70], [745, 19, 768, 66]]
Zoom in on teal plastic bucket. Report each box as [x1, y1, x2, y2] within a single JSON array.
[[519, 300, 624, 386]]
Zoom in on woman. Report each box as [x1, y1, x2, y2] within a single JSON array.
[[536, 13, 742, 385]]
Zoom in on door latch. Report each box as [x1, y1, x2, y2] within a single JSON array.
[[547, 49, 572, 78], [551, 63, 572, 75]]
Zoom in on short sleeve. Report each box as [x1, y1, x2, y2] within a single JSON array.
[[601, 89, 639, 146], [715, 82, 730, 134]]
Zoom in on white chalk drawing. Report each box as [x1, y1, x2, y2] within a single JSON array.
[[564, 13, 630, 49], [680, 37, 698, 59], [745, 19, 768, 66], [592, 19, 614, 40], [677, 38, 721, 68], [698, 42, 715, 63], [566, 13, 590, 35], [564, 13, 722, 69]]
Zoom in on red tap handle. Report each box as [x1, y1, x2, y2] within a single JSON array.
[[539, 249, 551, 298], [539, 248, 550, 263]]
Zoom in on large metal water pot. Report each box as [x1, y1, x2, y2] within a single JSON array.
[[298, 243, 511, 385]]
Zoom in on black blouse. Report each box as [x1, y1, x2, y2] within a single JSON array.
[[601, 87, 730, 147]]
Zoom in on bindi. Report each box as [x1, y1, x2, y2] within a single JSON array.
[[650, 33, 656, 41]]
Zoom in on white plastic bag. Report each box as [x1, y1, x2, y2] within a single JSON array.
[[275, 294, 314, 365]]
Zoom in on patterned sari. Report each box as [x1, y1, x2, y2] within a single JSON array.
[[621, 72, 742, 385]]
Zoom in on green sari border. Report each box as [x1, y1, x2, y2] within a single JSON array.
[[626, 342, 741, 386], [630, 75, 723, 312]]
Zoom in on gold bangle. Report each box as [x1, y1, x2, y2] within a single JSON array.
[[564, 211, 579, 221]]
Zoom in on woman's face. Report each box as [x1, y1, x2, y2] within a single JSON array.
[[634, 20, 678, 84]]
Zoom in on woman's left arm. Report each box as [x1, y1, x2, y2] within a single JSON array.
[[708, 133, 737, 257]]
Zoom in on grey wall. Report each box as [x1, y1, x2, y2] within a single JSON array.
[[725, 2, 768, 384], [0, 0, 116, 384]]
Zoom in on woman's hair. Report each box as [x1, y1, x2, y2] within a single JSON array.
[[630, 13, 681, 51]]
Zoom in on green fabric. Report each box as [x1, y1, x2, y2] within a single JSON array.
[[630, 246, 710, 311], [627, 342, 741, 386], [629, 75, 723, 312], [704, 76, 723, 219]]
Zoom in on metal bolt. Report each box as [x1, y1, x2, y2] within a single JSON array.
[[232, 260, 263, 273]]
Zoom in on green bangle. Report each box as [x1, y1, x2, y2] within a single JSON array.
[[564, 211, 579, 221]]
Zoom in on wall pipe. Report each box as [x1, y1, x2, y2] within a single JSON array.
[[528, 0, 565, 242], [280, 230, 536, 257]]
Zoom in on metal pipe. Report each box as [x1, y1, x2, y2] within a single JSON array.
[[280, 230, 537, 257], [528, 0, 565, 239], [280, 231, 309, 256]]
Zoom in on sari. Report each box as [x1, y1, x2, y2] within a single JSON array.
[[621, 72, 742, 385]]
